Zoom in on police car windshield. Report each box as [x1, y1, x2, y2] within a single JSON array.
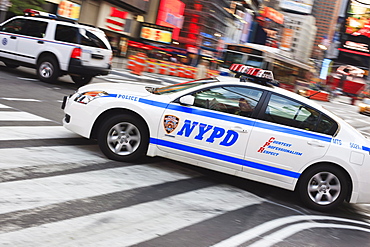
[[152, 78, 218, 95]]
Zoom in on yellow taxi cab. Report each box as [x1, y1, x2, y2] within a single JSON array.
[[359, 98, 370, 115]]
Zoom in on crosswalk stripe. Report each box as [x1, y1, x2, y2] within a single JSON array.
[[0, 111, 51, 121], [0, 126, 79, 140], [0, 145, 106, 169], [0, 185, 264, 246], [0, 104, 11, 108], [0, 163, 200, 215]]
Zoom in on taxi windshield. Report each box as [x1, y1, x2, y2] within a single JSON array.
[[151, 78, 218, 95]]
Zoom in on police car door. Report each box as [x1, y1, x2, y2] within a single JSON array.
[[158, 85, 264, 171], [0, 18, 26, 61], [245, 93, 334, 184]]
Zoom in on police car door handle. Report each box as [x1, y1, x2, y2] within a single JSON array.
[[307, 140, 325, 147], [231, 126, 248, 133], [38, 40, 44, 44], [10, 36, 16, 39]]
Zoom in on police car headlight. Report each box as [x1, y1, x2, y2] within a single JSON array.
[[74, 91, 108, 104]]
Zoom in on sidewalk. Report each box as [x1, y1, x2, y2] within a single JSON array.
[[110, 57, 190, 85]]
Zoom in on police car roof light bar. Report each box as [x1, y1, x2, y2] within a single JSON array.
[[24, 9, 57, 18], [229, 64, 277, 87]]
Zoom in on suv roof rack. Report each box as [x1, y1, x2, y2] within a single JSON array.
[[229, 64, 278, 87]]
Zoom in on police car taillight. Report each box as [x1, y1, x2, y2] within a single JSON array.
[[71, 48, 82, 59], [24, 9, 57, 18], [229, 64, 277, 86]]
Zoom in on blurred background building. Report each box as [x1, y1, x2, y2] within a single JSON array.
[[0, 0, 369, 82]]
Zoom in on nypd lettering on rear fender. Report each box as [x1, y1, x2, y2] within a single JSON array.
[[175, 119, 239, 146]]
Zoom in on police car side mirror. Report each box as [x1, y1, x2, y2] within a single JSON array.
[[179, 95, 195, 106]]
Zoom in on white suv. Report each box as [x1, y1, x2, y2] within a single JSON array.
[[0, 9, 112, 86]]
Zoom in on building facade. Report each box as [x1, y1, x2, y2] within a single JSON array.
[[283, 12, 316, 63], [311, 0, 343, 59]]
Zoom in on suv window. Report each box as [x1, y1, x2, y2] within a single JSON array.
[[192, 86, 263, 116], [20, 20, 48, 38], [1, 19, 26, 34], [55, 25, 79, 44], [262, 94, 338, 135], [55, 24, 108, 49], [80, 29, 108, 49]]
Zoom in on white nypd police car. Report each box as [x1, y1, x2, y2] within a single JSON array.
[[62, 66, 370, 211]]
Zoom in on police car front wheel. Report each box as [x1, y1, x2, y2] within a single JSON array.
[[297, 165, 349, 211], [98, 115, 149, 162]]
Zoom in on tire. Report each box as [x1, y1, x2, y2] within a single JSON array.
[[37, 56, 60, 83], [4, 62, 19, 69], [98, 114, 149, 162], [297, 165, 349, 211], [71, 75, 93, 87]]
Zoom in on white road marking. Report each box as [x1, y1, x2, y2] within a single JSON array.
[[0, 145, 106, 169], [16, 77, 38, 81], [0, 104, 11, 108], [249, 222, 370, 247], [0, 163, 199, 215], [0, 111, 51, 121], [1, 97, 41, 102], [0, 185, 264, 247], [357, 124, 370, 130], [211, 215, 370, 247], [0, 126, 79, 140]]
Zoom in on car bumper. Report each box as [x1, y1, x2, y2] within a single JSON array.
[[68, 58, 111, 76], [62, 95, 95, 139]]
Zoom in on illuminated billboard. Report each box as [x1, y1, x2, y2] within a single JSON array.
[[57, 0, 81, 20], [338, 0, 370, 67], [140, 22, 173, 44], [345, 0, 370, 38], [156, 0, 185, 40]]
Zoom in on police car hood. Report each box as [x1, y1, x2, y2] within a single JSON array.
[[77, 82, 152, 97]]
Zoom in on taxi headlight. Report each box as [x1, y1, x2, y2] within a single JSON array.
[[74, 91, 108, 104]]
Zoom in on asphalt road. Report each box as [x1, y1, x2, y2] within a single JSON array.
[[0, 65, 370, 246]]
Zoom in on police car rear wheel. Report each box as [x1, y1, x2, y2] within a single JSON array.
[[98, 115, 148, 162], [297, 165, 348, 211], [37, 56, 60, 83]]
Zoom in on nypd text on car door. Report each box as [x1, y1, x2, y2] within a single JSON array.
[[158, 85, 264, 172]]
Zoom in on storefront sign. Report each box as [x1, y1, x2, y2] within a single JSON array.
[[280, 0, 313, 15], [97, 4, 132, 35], [140, 22, 173, 44], [260, 7, 284, 25], [57, 0, 80, 20]]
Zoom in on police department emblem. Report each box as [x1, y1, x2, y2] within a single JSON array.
[[164, 115, 179, 134]]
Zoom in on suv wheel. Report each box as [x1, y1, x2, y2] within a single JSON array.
[[70, 75, 93, 87], [37, 56, 60, 83]]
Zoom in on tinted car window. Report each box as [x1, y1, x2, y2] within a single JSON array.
[[262, 93, 338, 135], [1, 19, 26, 34], [20, 20, 48, 38], [192, 86, 263, 116], [80, 29, 109, 49], [55, 25, 79, 44]]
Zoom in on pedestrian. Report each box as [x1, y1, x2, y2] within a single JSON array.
[[195, 60, 209, 79]]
